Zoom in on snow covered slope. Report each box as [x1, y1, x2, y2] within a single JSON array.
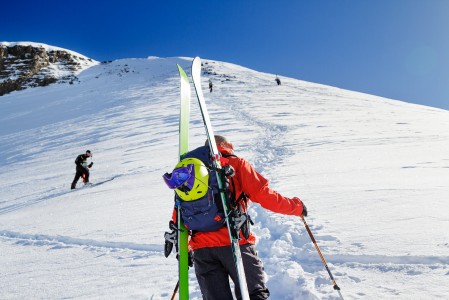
[[0, 56, 448, 299]]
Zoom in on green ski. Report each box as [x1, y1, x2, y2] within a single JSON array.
[[177, 64, 191, 300]]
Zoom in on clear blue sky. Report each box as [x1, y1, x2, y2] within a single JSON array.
[[2, 1, 449, 110]]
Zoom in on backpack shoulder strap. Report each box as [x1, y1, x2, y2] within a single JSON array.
[[183, 145, 210, 164]]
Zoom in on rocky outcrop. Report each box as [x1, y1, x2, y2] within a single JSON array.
[[0, 42, 97, 96]]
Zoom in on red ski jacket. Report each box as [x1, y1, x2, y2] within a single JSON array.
[[172, 146, 304, 250]]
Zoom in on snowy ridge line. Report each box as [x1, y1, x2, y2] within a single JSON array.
[[0, 41, 97, 62], [0, 230, 162, 253]]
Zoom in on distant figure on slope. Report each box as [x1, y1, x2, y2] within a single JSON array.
[[163, 135, 307, 299], [71, 150, 93, 189], [275, 75, 281, 86], [208, 79, 213, 92]]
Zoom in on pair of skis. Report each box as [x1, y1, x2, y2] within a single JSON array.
[[174, 57, 250, 300]]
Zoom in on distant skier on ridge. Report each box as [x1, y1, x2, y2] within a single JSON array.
[[275, 75, 281, 86], [71, 150, 93, 189], [209, 79, 213, 92]]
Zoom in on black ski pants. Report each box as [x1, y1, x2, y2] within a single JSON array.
[[194, 244, 270, 300], [71, 165, 89, 189]]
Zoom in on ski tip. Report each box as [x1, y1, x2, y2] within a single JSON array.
[[192, 57, 202, 72], [177, 64, 188, 77]]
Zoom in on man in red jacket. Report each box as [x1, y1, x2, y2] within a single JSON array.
[[168, 135, 307, 299]]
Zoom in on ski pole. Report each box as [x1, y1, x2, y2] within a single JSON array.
[[300, 215, 344, 300], [170, 280, 179, 300]]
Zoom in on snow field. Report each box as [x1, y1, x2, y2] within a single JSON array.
[[1, 56, 448, 299]]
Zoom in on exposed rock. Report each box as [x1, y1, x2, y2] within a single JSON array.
[[0, 42, 97, 96]]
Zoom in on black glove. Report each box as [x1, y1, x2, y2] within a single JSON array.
[[165, 221, 193, 267], [164, 221, 177, 258], [302, 203, 308, 217], [88, 162, 94, 168], [223, 165, 235, 177], [176, 251, 194, 267]]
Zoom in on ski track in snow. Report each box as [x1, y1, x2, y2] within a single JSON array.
[[0, 174, 126, 216], [0, 230, 161, 256]]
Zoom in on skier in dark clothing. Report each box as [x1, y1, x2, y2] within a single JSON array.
[[71, 150, 93, 189], [208, 79, 213, 92], [275, 76, 281, 86]]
